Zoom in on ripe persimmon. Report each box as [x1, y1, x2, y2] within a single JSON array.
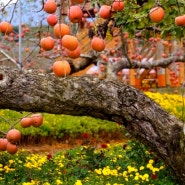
[[0, 138, 8, 151], [94, 8, 99, 14], [6, 129, 21, 143], [25, 47, 30, 52], [68, 5, 83, 23], [31, 114, 43, 127], [54, 23, 70, 38], [149, 6, 165, 23], [112, 0, 124, 11], [53, 60, 71, 77], [61, 35, 79, 50], [40, 37, 55, 51], [66, 46, 81, 58], [91, 37, 105, 52], [47, 14, 58, 26], [44, 0, 57, 14], [175, 15, 185, 26], [6, 143, 18, 154], [0, 21, 13, 34], [20, 117, 33, 128], [99, 5, 111, 19], [70, 0, 84, 4]]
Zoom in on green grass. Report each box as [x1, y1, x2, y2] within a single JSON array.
[[0, 110, 124, 140]]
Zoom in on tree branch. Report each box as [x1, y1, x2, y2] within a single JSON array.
[[112, 55, 184, 73], [0, 49, 20, 68], [0, 67, 184, 183]]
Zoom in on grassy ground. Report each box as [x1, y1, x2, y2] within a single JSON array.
[[150, 86, 182, 94]]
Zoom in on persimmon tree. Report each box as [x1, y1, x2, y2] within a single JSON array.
[[0, 0, 185, 184]]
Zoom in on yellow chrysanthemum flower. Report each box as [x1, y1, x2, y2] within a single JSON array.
[[56, 179, 63, 185], [94, 168, 102, 175], [139, 166, 145, 170], [74, 180, 82, 185]]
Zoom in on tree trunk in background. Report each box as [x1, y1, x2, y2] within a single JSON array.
[[0, 67, 185, 184]]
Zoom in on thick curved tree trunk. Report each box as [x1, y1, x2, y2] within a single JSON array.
[[0, 67, 185, 184]]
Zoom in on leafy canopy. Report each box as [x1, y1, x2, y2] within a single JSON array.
[[94, 0, 185, 39]]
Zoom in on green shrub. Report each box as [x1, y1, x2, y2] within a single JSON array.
[[0, 110, 124, 139]]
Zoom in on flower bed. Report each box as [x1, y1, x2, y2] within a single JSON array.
[[0, 140, 179, 185]]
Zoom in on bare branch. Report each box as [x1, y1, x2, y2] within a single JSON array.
[[0, 130, 6, 136], [0, 49, 20, 68], [112, 55, 185, 73]]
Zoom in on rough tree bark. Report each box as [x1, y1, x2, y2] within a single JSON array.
[[0, 67, 185, 184]]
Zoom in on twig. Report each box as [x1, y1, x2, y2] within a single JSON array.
[[11, 112, 33, 129], [0, 49, 20, 68], [9, 1, 18, 23], [0, 115, 11, 125], [120, 26, 131, 67], [0, 130, 6, 136]]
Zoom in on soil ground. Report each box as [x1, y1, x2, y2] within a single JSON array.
[[20, 134, 128, 154]]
